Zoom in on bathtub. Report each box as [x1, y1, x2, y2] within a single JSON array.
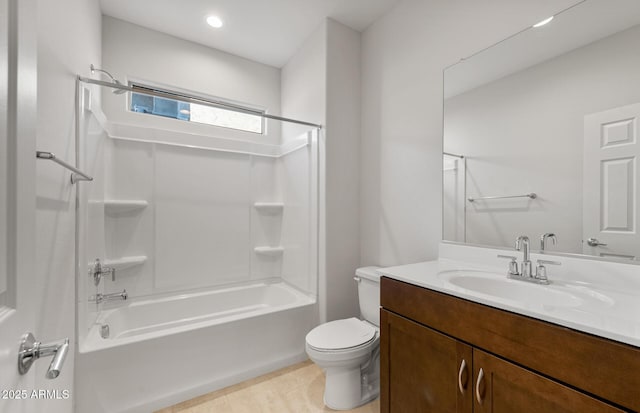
[[76, 281, 317, 413]]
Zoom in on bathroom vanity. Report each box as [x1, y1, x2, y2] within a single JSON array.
[[378, 255, 640, 413]]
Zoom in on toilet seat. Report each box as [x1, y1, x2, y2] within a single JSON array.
[[306, 317, 377, 352]]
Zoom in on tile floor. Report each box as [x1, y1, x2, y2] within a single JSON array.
[[155, 360, 379, 413]]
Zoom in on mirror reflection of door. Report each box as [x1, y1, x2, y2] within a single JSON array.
[[583, 103, 640, 260]]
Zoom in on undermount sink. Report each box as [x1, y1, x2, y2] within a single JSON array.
[[438, 269, 585, 308]]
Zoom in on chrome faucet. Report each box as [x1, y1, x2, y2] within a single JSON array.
[[90, 289, 128, 304], [498, 235, 561, 284], [90, 258, 116, 286], [540, 233, 557, 251], [515, 235, 532, 277]]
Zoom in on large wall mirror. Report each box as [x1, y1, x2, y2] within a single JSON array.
[[443, 0, 640, 261]]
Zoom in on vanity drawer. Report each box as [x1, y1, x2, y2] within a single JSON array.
[[381, 276, 640, 411]]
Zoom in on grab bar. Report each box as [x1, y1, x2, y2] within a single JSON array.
[[36, 151, 93, 184], [468, 193, 536, 202]]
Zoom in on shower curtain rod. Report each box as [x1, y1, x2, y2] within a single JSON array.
[[77, 76, 323, 129], [443, 151, 464, 159]]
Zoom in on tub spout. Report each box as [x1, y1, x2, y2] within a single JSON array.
[[90, 289, 128, 304]]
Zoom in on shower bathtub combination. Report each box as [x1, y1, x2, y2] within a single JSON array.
[[74, 75, 320, 413]]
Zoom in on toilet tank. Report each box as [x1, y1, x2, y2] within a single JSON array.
[[355, 266, 381, 327]]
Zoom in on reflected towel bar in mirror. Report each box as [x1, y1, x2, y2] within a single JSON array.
[[468, 193, 537, 203], [36, 151, 93, 184]]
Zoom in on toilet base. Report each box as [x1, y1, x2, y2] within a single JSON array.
[[322, 357, 379, 410]]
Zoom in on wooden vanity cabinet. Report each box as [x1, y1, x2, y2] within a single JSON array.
[[380, 310, 472, 412], [471, 349, 622, 413], [380, 277, 639, 413]]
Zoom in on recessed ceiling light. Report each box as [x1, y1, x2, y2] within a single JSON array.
[[206, 15, 223, 29], [533, 16, 554, 28]]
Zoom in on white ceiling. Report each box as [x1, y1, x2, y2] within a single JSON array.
[[99, 0, 400, 68]]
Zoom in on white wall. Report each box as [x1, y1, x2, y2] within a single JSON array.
[[325, 20, 361, 321], [281, 18, 361, 323], [101, 16, 282, 145], [360, 0, 579, 266], [36, 0, 101, 412], [281, 22, 327, 126], [444, 25, 640, 253]]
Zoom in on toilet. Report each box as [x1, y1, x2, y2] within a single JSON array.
[[305, 266, 381, 410]]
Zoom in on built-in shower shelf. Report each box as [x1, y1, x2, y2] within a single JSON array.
[[253, 202, 284, 213], [103, 256, 147, 271], [104, 200, 149, 214], [254, 246, 284, 256]]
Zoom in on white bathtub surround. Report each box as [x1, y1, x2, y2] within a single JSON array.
[[76, 98, 318, 304], [76, 78, 319, 412], [80, 281, 314, 353], [378, 242, 640, 348], [103, 199, 148, 214], [76, 296, 315, 413]]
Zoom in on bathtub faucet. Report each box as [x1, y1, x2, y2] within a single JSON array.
[[90, 289, 128, 304]]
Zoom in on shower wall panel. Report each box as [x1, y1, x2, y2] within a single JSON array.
[[250, 156, 282, 279], [280, 145, 314, 294], [154, 145, 252, 290], [79, 106, 317, 310], [102, 139, 154, 299]]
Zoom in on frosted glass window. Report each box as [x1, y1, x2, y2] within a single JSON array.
[[130, 87, 263, 134]]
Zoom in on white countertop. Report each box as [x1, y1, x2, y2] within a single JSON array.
[[379, 257, 640, 348]]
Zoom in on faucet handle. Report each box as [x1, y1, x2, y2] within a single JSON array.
[[90, 258, 116, 285], [497, 255, 519, 275], [535, 259, 561, 283]]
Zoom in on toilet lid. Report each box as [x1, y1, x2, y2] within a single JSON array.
[[306, 317, 376, 350]]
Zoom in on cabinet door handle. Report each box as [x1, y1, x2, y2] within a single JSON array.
[[475, 367, 485, 405], [458, 359, 468, 394]]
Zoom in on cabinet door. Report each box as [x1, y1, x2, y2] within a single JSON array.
[[473, 349, 625, 413], [380, 310, 473, 413]]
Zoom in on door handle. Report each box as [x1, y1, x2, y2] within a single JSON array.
[[586, 237, 607, 247], [18, 332, 69, 379], [458, 359, 468, 394], [475, 367, 485, 405]]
